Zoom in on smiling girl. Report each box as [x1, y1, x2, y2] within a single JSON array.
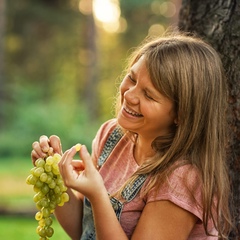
[[31, 33, 233, 239]]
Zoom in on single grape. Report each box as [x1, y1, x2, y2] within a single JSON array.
[[35, 211, 43, 221], [46, 227, 54, 237], [48, 180, 56, 189], [46, 156, 54, 165], [44, 164, 52, 173], [34, 167, 44, 177], [38, 219, 45, 227], [30, 167, 37, 174], [35, 158, 45, 168], [40, 198, 49, 208], [35, 179, 44, 188], [38, 227, 47, 237], [61, 192, 70, 203], [75, 143, 82, 151], [26, 174, 38, 185], [40, 173, 48, 182], [42, 207, 51, 218], [41, 184, 50, 195], [46, 175, 52, 184], [33, 185, 40, 193], [44, 217, 53, 227]]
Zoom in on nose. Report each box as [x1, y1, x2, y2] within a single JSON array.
[[123, 87, 139, 105]]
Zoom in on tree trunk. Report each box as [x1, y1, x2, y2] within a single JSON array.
[[82, 1, 100, 120], [0, 0, 6, 127], [178, 0, 240, 238]]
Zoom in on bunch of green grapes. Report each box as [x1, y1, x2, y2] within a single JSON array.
[[26, 153, 69, 240]]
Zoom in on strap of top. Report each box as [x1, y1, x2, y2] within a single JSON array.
[[97, 126, 148, 202], [98, 126, 123, 167]]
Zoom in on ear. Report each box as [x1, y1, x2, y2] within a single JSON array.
[[174, 118, 178, 126]]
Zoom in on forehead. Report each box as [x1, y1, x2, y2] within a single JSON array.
[[130, 57, 164, 98], [130, 56, 147, 74]]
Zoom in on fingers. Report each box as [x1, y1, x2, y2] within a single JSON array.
[[49, 135, 62, 155], [31, 140, 48, 163], [72, 160, 85, 172], [31, 135, 62, 164], [59, 146, 79, 188], [79, 145, 95, 171], [39, 135, 50, 153], [59, 145, 93, 185]]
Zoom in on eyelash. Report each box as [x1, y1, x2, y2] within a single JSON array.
[[128, 74, 136, 83], [127, 75, 154, 101], [145, 92, 153, 100]]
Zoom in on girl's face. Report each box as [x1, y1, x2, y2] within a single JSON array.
[[117, 56, 176, 142]]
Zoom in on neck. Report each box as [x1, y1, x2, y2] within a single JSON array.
[[133, 136, 156, 165]]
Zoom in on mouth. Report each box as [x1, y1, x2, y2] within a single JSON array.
[[123, 106, 143, 117]]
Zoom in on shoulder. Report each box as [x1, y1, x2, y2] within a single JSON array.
[[146, 163, 203, 220], [168, 164, 201, 190]]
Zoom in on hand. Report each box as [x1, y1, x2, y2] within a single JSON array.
[[59, 145, 107, 201], [31, 135, 62, 164]]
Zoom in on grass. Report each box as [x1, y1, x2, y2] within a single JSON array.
[[0, 215, 70, 239], [0, 157, 70, 239], [0, 157, 34, 211]]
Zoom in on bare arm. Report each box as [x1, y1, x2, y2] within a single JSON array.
[[91, 195, 197, 240], [132, 200, 198, 240], [90, 189, 128, 240], [54, 189, 83, 240]]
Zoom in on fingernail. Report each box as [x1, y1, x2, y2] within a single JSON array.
[[81, 145, 87, 153]]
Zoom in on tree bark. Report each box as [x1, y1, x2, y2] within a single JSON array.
[[178, 0, 240, 238]]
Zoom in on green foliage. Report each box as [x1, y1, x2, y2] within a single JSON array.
[[0, 83, 101, 158], [2, 0, 176, 158]]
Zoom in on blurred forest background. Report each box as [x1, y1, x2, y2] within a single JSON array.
[[0, 0, 240, 239], [0, 0, 180, 238], [0, 0, 180, 157]]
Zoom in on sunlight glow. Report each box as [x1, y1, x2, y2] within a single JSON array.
[[93, 0, 121, 33], [151, 1, 176, 18], [79, 0, 93, 15], [148, 24, 165, 37], [160, 1, 176, 18]]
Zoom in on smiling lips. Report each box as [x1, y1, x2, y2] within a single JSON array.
[[123, 106, 143, 117]]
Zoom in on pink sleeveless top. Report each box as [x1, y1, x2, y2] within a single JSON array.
[[91, 119, 218, 239]]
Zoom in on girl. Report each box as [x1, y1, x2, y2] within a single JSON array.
[[31, 33, 233, 239]]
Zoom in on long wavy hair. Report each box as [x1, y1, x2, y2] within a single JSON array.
[[115, 32, 233, 238]]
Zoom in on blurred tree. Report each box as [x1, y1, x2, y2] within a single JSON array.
[[79, 0, 100, 119], [5, 0, 86, 119], [0, 0, 6, 127], [1, 0, 183, 157], [179, 0, 240, 238], [119, 0, 171, 50]]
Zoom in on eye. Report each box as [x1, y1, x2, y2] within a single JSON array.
[[144, 92, 154, 100], [128, 74, 136, 83]]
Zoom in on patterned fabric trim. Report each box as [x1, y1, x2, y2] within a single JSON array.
[[121, 174, 147, 202], [98, 126, 123, 167]]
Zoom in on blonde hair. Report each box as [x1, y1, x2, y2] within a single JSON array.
[[115, 33, 232, 238]]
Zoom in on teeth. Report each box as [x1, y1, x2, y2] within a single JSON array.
[[124, 107, 142, 117]]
